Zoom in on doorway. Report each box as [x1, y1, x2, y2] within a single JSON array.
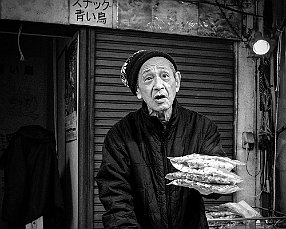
[[0, 20, 93, 229]]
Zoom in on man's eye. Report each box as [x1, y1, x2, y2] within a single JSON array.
[[161, 73, 170, 79], [144, 76, 153, 81]]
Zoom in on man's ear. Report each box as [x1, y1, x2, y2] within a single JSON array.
[[136, 86, 142, 99], [175, 71, 181, 93]]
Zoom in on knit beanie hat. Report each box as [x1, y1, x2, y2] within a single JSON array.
[[120, 50, 178, 95]]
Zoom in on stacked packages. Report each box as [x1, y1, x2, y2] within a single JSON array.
[[206, 200, 262, 228], [165, 154, 244, 195]]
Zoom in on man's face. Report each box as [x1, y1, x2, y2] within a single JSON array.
[[136, 56, 181, 112]]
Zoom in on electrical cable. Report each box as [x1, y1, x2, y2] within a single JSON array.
[[17, 24, 25, 61], [190, 0, 266, 43], [191, 0, 263, 17], [254, 56, 259, 206], [273, 29, 283, 212], [260, 149, 267, 192], [245, 147, 261, 177], [215, 0, 243, 41], [278, 17, 286, 32], [257, 56, 276, 211], [244, 145, 262, 206]]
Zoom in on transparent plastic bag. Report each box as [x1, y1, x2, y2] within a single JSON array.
[[168, 162, 243, 184], [166, 154, 244, 194], [167, 179, 242, 195], [165, 171, 243, 185]]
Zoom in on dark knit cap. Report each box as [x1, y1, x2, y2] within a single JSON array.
[[120, 50, 178, 95]]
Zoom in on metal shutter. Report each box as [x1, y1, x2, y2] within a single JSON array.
[[93, 28, 235, 228]]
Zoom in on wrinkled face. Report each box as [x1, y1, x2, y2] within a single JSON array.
[[136, 57, 181, 112]]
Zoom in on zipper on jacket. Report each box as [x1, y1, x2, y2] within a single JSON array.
[[161, 130, 172, 229]]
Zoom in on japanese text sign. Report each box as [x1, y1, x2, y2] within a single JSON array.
[[70, 0, 113, 27]]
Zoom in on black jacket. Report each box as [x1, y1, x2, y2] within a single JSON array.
[[0, 125, 64, 227], [96, 99, 225, 229]]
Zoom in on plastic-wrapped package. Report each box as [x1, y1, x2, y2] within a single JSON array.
[[168, 162, 243, 184], [165, 171, 243, 185], [187, 158, 234, 171], [220, 201, 262, 218], [166, 154, 244, 194], [168, 154, 244, 170], [167, 179, 242, 195]]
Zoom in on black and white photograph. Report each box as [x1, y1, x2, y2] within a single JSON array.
[[0, 0, 286, 228]]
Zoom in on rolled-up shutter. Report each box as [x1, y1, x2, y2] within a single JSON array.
[[93, 28, 234, 228]]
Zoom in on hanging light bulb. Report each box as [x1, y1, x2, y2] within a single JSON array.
[[249, 31, 271, 56], [253, 39, 270, 55]]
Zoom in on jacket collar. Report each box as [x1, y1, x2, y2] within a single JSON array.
[[140, 98, 179, 131]]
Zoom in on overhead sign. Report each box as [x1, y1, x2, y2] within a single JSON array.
[[70, 0, 113, 27]]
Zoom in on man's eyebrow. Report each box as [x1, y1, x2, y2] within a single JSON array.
[[141, 68, 152, 75], [142, 65, 169, 75]]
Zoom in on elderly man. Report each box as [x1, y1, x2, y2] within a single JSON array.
[[96, 50, 225, 229]]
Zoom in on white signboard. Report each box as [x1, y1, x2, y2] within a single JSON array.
[[70, 0, 113, 27]]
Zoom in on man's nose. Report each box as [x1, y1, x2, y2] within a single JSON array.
[[153, 75, 164, 90]]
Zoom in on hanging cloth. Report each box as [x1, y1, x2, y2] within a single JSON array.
[[0, 125, 64, 228]]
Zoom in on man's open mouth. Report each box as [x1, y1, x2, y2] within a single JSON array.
[[154, 94, 166, 100]]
